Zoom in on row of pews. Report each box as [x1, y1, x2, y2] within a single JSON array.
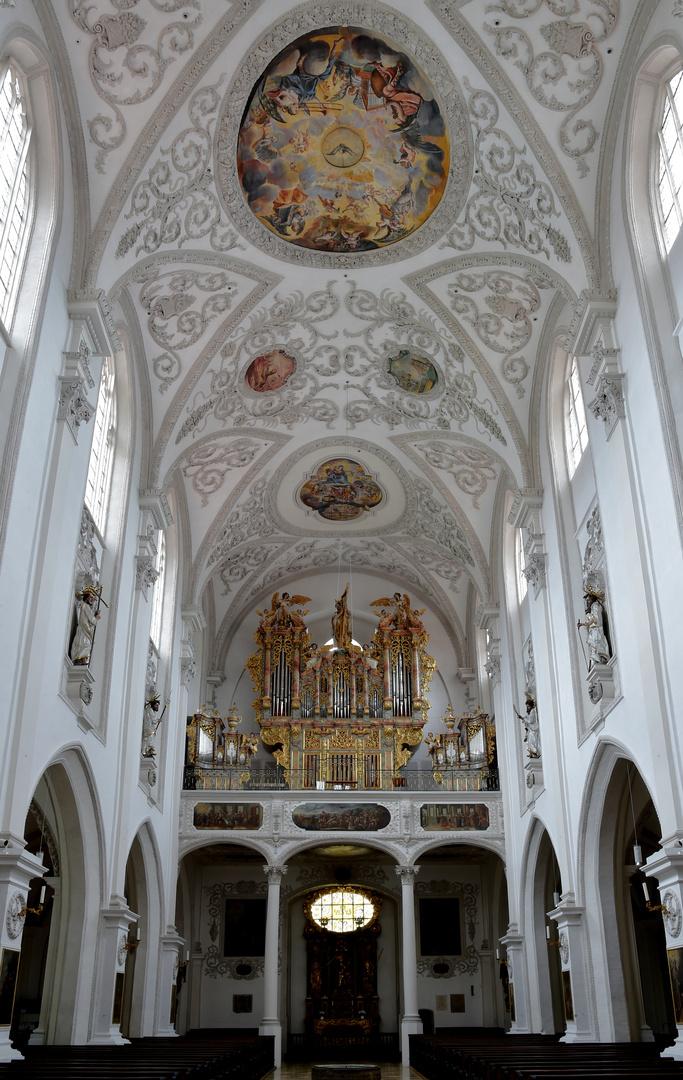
[[409, 1031, 683, 1080], [0, 1033, 274, 1080]]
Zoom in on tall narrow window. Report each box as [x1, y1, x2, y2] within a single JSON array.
[[658, 70, 683, 252], [0, 62, 31, 329], [150, 531, 166, 650], [567, 356, 588, 476], [85, 357, 117, 535], [516, 527, 528, 603]]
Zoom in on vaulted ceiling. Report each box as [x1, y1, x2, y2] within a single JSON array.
[[47, 0, 637, 692]]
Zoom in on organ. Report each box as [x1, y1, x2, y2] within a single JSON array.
[[246, 589, 435, 789]]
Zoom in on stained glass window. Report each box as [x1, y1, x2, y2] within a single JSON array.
[[309, 888, 376, 933]]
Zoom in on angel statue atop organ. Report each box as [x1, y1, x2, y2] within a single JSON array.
[[256, 591, 311, 633], [370, 592, 425, 633]]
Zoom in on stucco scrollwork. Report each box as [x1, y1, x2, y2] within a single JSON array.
[[447, 269, 551, 397], [664, 891, 682, 939], [417, 950, 479, 977], [483, 0, 619, 176], [182, 436, 264, 506], [339, 284, 506, 443], [72, 0, 202, 173], [6, 892, 26, 940], [413, 477, 475, 568], [441, 81, 571, 261], [138, 268, 239, 393], [413, 441, 498, 510], [204, 949, 264, 980], [117, 933, 128, 968], [117, 81, 241, 260], [559, 929, 569, 966], [176, 284, 341, 442]]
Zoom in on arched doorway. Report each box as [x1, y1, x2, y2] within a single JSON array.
[[582, 747, 675, 1043], [523, 824, 565, 1035]]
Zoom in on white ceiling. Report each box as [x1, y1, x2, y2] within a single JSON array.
[[50, 0, 643, 688]]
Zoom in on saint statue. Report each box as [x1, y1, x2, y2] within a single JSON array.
[[331, 584, 352, 649], [514, 694, 540, 758], [578, 592, 610, 668], [70, 578, 102, 665]]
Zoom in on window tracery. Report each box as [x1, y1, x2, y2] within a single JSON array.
[[657, 70, 683, 252], [0, 61, 31, 331], [567, 356, 588, 477], [84, 357, 117, 536]]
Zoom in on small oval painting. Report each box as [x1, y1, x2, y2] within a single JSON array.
[[245, 349, 296, 392], [388, 350, 438, 394], [299, 459, 383, 520], [293, 803, 390, 831]]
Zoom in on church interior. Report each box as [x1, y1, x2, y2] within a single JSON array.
[[4, 0, 683, 1076]]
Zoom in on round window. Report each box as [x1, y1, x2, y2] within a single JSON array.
[[308, 887, 377, 933]]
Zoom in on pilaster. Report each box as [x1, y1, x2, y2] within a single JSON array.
[[88, 896, 137, 1046], [644, 844, 683, 1059], [0, 843, 46, 1061]]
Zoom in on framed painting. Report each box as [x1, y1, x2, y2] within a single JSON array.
[[668, 947, 683, 1024], [0, 949, 19, 1027], [224, 898, 267, 958], [419, 897, 461, 957], [561, 969, 574, 1023]]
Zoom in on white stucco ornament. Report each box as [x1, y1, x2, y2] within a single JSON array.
[[6, 891, 26, 940], [663, 890, 682, 939]]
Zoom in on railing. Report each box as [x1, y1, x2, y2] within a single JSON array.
[[183, 765, 500, 792]]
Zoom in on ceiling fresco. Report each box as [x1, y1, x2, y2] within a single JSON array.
[[40, 0, 658, 691], [237, 26, 450, 252]]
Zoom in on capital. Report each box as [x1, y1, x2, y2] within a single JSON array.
[[395, 865, 420, 884], [263, 864, 288, 884]]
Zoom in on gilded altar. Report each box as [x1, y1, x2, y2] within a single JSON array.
[[246, 590, 435, 790]]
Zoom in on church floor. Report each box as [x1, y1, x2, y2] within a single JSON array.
[[271, 1067, 418, 1079]]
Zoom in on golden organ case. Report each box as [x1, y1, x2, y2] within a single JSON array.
[[246, 590, 435, 789]]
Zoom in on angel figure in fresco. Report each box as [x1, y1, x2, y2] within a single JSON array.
[[264, 37, 345, 116], [369, 60, 423, 127]]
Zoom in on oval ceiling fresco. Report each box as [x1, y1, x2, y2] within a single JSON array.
[[237, 26, 450, 253], [299, 459, 383, 520]]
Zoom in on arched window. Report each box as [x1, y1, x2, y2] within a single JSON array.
[[85, 357, 117, 535], [657, 69, 683, 253], [0, 61, 31, 331], [149, 531, 166, 650], [566, 356, 588, 477], [515, 527, 528, 603]]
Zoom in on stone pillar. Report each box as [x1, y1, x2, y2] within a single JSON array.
[[499, 929, 530, 1034], [260, 864, 287, 1066], [550, 897, 597, 1043], [0, 843, 45, 1061], [396, 864, 422, 1064], [644, 845, 683, 1060], [89, 896, 137, 1045], [155, 932, 185, 1037]]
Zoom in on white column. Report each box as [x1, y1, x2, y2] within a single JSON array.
[[644, 844, 683, 1060], [88, 896, 137, 1045], [499, 929, 529, 1034], [396, 864, 422, 1064], [154, 932, 185, 1037], [552, 899, 597, 1043], [0, 843, 45, 1061], [260, 864, 287, 1067]]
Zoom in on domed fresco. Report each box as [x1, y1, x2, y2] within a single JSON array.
[[237, 26, 449, 253]]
